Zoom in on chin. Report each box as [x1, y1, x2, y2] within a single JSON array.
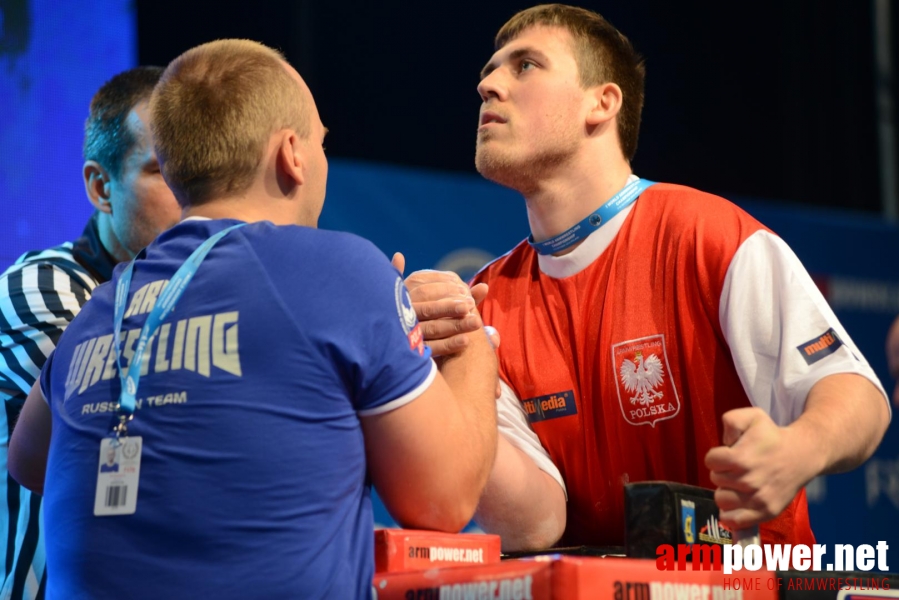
[[475, 146, 526, 191]]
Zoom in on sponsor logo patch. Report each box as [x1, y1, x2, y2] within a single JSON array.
[[612, 334, 680, 427], [395, 278, 425, 356], [698, 515, 733, 545], [681, 499, 696, 544], [521, 390, 577, 424], [797, 327, 844, 365]]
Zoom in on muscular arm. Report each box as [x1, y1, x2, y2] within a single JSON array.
[[361, 326, 498, 533], [708, 231, 890, 530], [798, 373, 889, 473], [8, 383, 52, 495], [396, 263, 566, 547], [475, 435, 566, 551], [707, 373, 888, 530], [474, 382, 566, 550]]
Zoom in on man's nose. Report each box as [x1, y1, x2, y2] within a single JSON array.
[[477, 69, 507, 103]]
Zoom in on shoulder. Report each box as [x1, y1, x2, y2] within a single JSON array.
[[233, 223, 397, 294], [634, 183, 770, 250], [241, 222, 382, 260], [470, 238, 532, 287], [640, 183, 762, 226], [1, 241, 99, 294]]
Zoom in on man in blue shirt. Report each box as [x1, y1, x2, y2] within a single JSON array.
[[9, 39, 498, 599]]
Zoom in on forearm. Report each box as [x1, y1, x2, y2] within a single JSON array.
[[790, 372, 889, 476], [475, 435, 566, 552], [437, 327, 499, 503], [364, 328, 498, 533]]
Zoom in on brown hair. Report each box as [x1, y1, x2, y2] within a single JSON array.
[[150, 39, 308, 206], [496, 4, 645, 161], [83, 66, 164, 179]]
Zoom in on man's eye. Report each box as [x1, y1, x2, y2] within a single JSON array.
[[520, 60, 536, 72]]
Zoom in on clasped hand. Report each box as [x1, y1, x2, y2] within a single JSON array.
[[391, 252, 498, 356], [705, 407, 823, 531]]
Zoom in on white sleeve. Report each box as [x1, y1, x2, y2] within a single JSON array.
[[496, 379, 567, 498], [356, 360, 438, 417], [719, 230, 890, 426]]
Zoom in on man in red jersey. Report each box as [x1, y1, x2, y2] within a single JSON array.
[[403, 4, 890, 552]]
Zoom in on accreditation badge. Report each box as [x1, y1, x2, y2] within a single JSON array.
[[94, 436, 142, 516]]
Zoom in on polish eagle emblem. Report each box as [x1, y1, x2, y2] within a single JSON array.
[[619, 351, 665, 406]]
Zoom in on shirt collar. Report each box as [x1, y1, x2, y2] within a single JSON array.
[[536, 174, 639, 279], [71, 211, 118, 284]]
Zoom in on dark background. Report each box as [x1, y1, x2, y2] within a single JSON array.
[[137, 0, 899, 213]]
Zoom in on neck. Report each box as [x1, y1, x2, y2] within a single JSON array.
[[523, 151, 632, 257], [182, 194, 318, 228], [96, 213, 133, 264]]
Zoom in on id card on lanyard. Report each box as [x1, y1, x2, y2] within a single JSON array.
[[94, 222, 247, 516]]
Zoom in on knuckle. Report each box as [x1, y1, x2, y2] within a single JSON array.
[[419, 304, 436, 320], [419, 321, 440, 339]]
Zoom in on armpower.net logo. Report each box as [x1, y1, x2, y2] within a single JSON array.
[[656, 542, 893, 593]]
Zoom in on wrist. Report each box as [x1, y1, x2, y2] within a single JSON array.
[[784, 417, 830, 482]]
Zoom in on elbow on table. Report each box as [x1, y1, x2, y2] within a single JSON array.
[[476, 506, 566, 553], [392, 493, 481, 534]]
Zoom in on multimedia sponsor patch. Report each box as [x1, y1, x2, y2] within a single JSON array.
[[521, 390, 577, 424], [797, 327, 844, 365]]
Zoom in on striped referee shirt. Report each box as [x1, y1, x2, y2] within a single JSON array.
[[0, 213, 115, 600]]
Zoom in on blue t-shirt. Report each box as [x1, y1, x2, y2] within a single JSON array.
[[40, 219, 435, 599]]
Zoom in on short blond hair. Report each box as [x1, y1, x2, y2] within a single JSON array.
[[150, 39, 309, 206], [496, 5, 645, 162]]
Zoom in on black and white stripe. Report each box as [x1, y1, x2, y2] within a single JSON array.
[[0, 245, 97, 400], [0, 217, 110, 600]]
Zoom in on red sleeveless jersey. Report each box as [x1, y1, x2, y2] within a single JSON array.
[[472, 183, 815, 547]]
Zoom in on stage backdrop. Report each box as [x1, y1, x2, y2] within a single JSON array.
[[0, 0, 135, 267], [0, 0, 896, 563], [322, 159, 899, 566]]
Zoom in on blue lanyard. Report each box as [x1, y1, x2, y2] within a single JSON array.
[[111, 222, 246, 435], [528, 178, 656, 255]]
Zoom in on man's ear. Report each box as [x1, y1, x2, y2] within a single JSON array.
[[83, 161, 113, 213], [278, 131, 306, 188], [586, 82, 623, 127]]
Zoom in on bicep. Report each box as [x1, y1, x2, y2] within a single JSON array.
[[360, 368, 470, 528]]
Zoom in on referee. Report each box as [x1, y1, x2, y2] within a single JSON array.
[[0, 67, 179, 599]]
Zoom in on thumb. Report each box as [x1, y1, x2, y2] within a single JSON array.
[[721, 407, 763, 447], [471, 282, 489, 306], [391, 252, 406, 275]]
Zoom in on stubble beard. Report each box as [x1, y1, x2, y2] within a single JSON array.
[[475, 129, 579, 195]]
